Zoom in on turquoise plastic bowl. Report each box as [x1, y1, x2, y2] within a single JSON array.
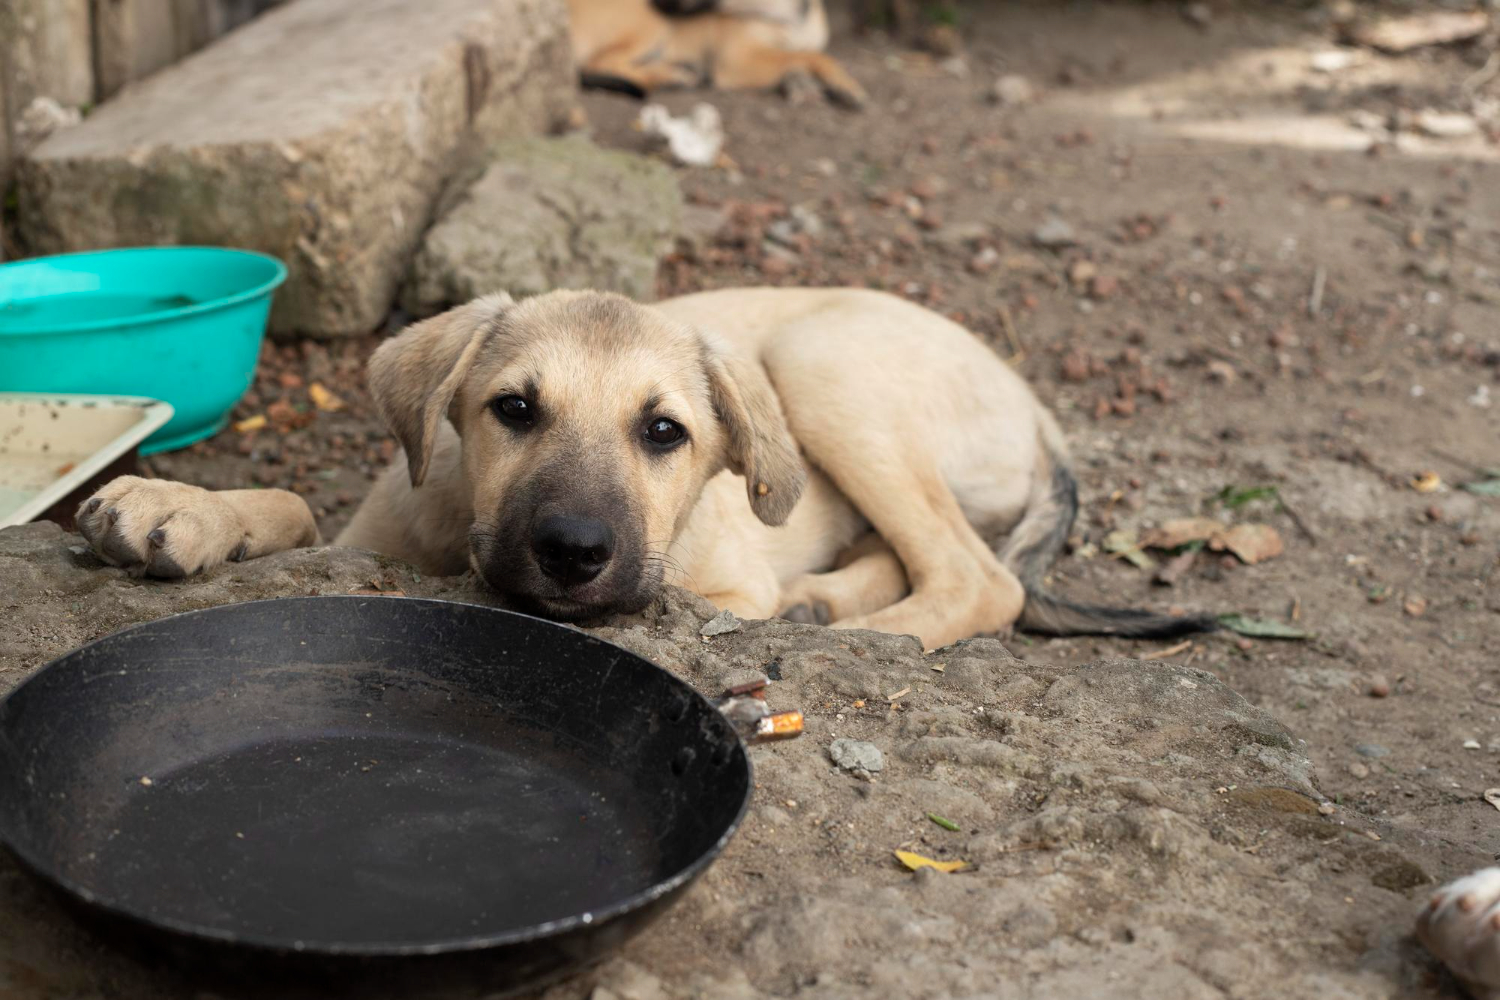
[[0, 247, 287, 454]]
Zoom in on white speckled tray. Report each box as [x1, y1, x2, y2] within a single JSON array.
[[0, 394, 173, 529]]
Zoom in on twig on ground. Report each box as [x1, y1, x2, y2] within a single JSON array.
[[1140, 639, 1194, 660], [1308, 266, 1326, 319], [998, 303, 1025, 365], [1278, 497, 1319, 546], [1432, 447, 1493, 476]]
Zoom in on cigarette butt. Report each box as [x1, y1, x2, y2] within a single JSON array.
[[755, 711, 804, 740]]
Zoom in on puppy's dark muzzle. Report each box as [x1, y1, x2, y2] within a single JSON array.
[[531, 515, 615, 587]]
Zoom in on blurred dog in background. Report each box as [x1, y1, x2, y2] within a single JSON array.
[[566, 0, 866, 107]]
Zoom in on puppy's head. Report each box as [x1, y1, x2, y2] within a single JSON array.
[[367, 291, 805, 619]]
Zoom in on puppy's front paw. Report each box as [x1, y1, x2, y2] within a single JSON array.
[[76, 477, 247, 579], [777, 601, 831, 626], [1416, 867, 1500, 999]]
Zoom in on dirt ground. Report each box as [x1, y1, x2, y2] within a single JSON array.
[[46, 0, 1500, 995]]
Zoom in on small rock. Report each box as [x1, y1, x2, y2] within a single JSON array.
[[1060, 347, 1093, 382], [15, 96, 82, 152], [1207, 360, 1237, 383], [1348, 761, 1370, 779], [1355, 743, 1390, 759], [1465, 739, 1482, 750], [766, 219, 801, 249], [789, 203, 824, 237], [968, 246, 999, 274], [700, 609, 743, 637], [1310, 49, 1358, 74], [1089, 274, 1119, 300], [1403, 595, 1428, 618], [1067, 260, 1097, 287], [1318, 802, 1336, 815], [990, 74, 1036, 107], [1368, 675, 1390, 698], [828, 738, 884, 774], [1031, 216, 1077, 250], [1413, 110, 1480, 139]]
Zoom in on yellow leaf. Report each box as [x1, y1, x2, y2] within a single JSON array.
[[894, 850, 967, 873], [1411, 471, 1442, 494], [309, 382, 346, 412], [233, 414, 267, 433]]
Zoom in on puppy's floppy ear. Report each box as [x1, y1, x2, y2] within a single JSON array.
[[367, 294, 513, 488], [704, 345, 806, 525]]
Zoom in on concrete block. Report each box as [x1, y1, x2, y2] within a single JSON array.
[[21, 0, 575, 336], [403, 136, 682, 315]]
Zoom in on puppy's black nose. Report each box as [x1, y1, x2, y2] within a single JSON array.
[[532, 515, 615, 586]]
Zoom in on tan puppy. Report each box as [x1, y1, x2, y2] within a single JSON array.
[[75, 288, 1215, 650], [566, 0, 866, 108]]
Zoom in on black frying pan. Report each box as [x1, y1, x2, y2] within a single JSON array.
[[0, 597, 754, 998]]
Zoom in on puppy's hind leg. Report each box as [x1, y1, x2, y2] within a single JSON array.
[[712, 42, 867, 108], [1417, 868, 1500, 999], [805, 460, 1024, 650]]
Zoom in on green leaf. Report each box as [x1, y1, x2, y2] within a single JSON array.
[[927, 813, 960, 832], [1218, 613, 1310, 640], [1217, 485, 1279, 509], [1462, 479, 1500, 496]]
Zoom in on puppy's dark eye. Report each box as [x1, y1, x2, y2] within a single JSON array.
[[644, 417, 686, 448], [491, 395, 535, 427]]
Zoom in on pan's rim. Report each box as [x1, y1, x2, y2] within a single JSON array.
[[0, 594, 755, 958]]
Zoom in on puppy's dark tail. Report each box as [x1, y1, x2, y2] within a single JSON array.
[[999, 442, 1220, 639]]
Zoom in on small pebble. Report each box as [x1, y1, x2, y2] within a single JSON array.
[[1348, 761, 1370, 779], [828, 738, 885, 774], [1368, 676, 1390, 698], [1465, 739, 1482, 750], [1355, 743, 1390, 759]]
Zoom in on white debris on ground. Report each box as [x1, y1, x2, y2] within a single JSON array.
[[638, 103, 725, 167]]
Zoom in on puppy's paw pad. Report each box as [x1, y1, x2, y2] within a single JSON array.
[[777, 601, 831, 626], [1416, 867, 1500, 996]]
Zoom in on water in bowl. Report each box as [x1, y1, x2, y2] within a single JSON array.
[[0, 292, 198, 331]]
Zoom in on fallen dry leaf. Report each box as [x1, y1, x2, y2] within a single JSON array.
[[894, 850, 967, 874], [1410, 471, 1442, 494], [266, 399, 315, 431], [1484, 788, 1500, 813], [233, 414, 267, 433], [1153, 550, 1198, 587], [308, 382, 347, 412], [1211, 524, 1285, 565], [1103, 529, 1157, 570], [1143, 517, 1223, 550]]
